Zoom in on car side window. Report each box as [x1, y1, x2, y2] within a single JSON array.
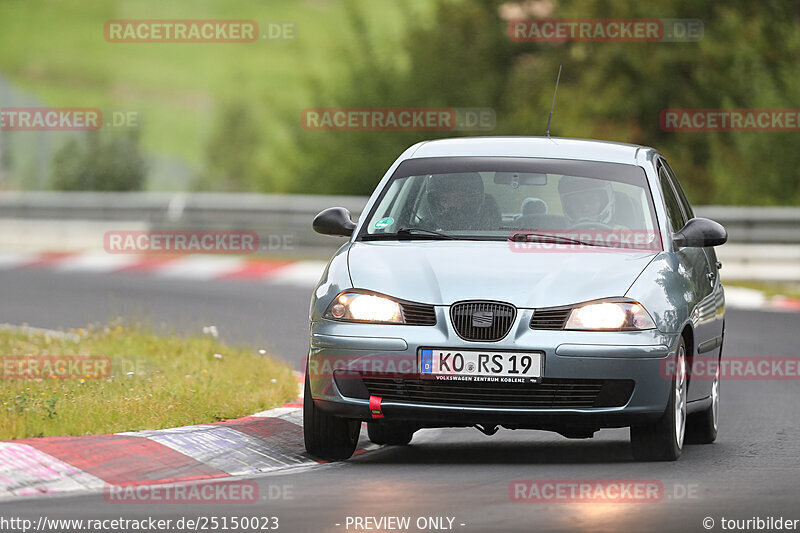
[[657, 162, 687, 233], [662, 160, 694, 219]]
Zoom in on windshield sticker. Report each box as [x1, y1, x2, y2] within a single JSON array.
[[374, 217, 394, 229]]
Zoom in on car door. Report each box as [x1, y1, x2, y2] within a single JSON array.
[[663, 160, 726, 392], [656, 157, 717, 401]]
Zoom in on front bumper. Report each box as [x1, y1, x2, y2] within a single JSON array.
[[307, 307, 679, 430]]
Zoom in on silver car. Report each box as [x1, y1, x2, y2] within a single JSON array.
[[304, 136, 727, 462]]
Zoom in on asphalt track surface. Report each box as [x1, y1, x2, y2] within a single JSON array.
[[1, 268, 799, 533]]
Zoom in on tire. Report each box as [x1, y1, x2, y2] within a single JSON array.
[[686, 358, 719, 444], [630, 337, 687, 461], [367, 422, 415, 446], [303, 371, 359, 461]]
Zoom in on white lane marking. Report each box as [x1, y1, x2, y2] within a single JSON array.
[[0, 443, 105, 498], [725, 286, 768, 309], [52, 252, 140, 273], [267, 260, 326, 287], [252, 408, 304, 427], [0, 408, 382, 502], [252, 407, 301, 418], [0, 253, 328, 287], [722, 263, 800, 282], [154, 256, 248, 280], [0, 252, 40, 270], [123, 424, 311, 475]]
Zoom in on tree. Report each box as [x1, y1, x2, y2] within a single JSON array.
[[279, 0, 800, 205], [195, 99, 264, 192], [50, 131, 146, 191]]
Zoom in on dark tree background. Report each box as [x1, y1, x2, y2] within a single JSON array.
[[274, 0, 800, 205]]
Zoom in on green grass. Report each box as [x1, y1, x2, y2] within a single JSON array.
[[0, 0, 433, 190], [0, 321, 297, 440]]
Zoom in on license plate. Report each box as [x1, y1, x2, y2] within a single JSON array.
[[419, 348, 542, 383]]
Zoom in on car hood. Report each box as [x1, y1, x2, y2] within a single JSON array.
[[347, 241, 658, 308]]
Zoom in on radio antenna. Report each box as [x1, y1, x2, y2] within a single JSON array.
[[545, 64, 562, 137]]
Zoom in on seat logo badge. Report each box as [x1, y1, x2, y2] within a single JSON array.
[[472, 311, 494, 328]]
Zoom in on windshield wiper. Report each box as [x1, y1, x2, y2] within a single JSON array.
[[395, 227, 456, 240], [507, 231, 601, 247]]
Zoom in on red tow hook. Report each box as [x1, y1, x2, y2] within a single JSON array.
[[369, 395, 384, 419]]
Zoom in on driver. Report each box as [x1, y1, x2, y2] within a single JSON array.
[[426, 172, 487, 231], [558, 175, 616, 226]]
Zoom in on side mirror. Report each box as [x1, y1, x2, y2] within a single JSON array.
[[313, 207, 356, 237], [672, 217, 727, 248]]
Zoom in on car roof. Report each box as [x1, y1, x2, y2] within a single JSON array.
[[408, 136, 655, 165]]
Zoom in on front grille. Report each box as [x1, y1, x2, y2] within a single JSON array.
[[530, 307, 572, 330], [362, 377, 634, 409], [450, 301, 516, 341], [401, 302, 437, 326]]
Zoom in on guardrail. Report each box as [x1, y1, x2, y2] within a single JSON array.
[[692, 206, 800, 244], [0, 192, 798, 280], [0, 192, 366, 258]]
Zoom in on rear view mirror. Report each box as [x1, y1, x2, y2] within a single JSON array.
[[313, 207, 356, 237], [493, 172, 547, 187], [672, 217, 727, 248]]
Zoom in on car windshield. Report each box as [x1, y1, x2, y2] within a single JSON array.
[[358, 157, 661, 249]]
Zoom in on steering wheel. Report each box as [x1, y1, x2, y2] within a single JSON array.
[[569, 220, 613, 230]]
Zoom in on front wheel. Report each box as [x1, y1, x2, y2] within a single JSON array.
[[303, 371, 359, 461], [630, 338, 687, 461]]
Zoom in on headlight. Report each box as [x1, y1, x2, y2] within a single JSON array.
[[324, 292, 404, 323], [565, 301, 655, 330]]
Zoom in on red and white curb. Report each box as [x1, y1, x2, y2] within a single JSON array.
[[0, 251, 326, 287], [0, 372, 378, 501], [2, 251, 799, 312]]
